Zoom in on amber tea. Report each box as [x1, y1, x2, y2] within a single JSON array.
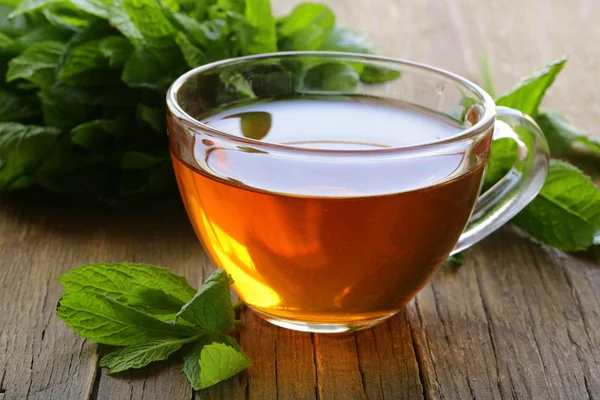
[[172, 96, 487, 329]]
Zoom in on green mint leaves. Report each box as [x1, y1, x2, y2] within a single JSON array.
[[0, 0, 374, 204], [483, 56, 600, 252], [513, 160, 600, 251], [56, 263, 250, 390], [535, 110, 600, 156], [495, 56, 566, 116], [176, 268, 236, 331], [183, 332, 252, 390]]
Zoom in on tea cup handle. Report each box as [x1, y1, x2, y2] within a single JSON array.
[[451, 106, 550, 254]]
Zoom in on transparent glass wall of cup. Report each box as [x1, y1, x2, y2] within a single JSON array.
[[167, 52, 549, 333]]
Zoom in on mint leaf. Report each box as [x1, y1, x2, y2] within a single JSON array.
[[121, 151, 166, 170], [535, 110, 600, 156], [108, 0, 144, 46], [244, 0, 276, 54], [59, 262, 197, 318], [0, 123, 62, 190], [445, 253, 464, 269], [183, 339, 204, 390], [0, 89, 41, 122], [71, 119, 116, 150], [120, 0, 183, 70], [121, 48, 171, 91], [58, 39, 114, 86], [496, 56, 567, 116], [301, 62, 359, 93], [183, 332, 251, 390], [4, 25, 71, 54], [99, 36, 133, 68], [177, 269, 235, 331], [199, 342, 251, 388], [278, 3, 335, 50], [136, 103, 164, 132], [483, 137, 519, 190], [359, 65, 401, 84], [9, 0, 61, 18], [320, 25, 375, 53], [6, 41, 65, 89], [57, 291, 198, 345], [175, 32, 205, 68], [69, 0, 110, 18], [513, 160, 600, 251], [100, 337, 190, 373]]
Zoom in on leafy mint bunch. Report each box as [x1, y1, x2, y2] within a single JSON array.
[[0, 0, 377, 204], [57, 263, 250, 390], [481, 56, 600, 252]]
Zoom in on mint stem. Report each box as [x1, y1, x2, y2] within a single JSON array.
[[181, 331, 206, 344], [232, 300, 245, 310]]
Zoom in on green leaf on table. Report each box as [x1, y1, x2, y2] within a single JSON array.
[[100, 337, 187, 373], [445, 253, 464, 269], [243, 0, 276, 54], [483, 137, 519, 190], [199, 342, 251, 388], [6, 41, 65, 89], [513, 160, 600, 252], [183, 332, 251, 390], [59, 262, 197, 317], [278, 3, 335, 50], [496, 56, 567, 116], [301, 62, 359, 93], [320, 25, 376, 53], [57, 291, 198, 345], [176, 268, 235, 331], [535, 110, 600, 156]]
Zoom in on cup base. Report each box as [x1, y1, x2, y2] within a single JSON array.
[[249, 306, 396, 333]]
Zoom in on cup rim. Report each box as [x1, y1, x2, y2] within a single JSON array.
[[166, 51, 496, 155]]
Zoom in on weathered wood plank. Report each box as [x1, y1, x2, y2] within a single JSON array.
[[314, 333, 365, 400], [355, 310, 424, 400]]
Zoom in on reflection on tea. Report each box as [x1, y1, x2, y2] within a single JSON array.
[[172, 96, 486, 325]]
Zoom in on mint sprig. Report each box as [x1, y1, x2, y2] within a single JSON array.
[[483, 56, 600, 252], [0, 0, 378, 204], [56, 263, 250, 390]]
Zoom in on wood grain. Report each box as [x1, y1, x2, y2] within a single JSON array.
[[1, 0, 599, 399]]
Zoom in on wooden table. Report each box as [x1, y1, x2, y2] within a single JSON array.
[[2, 1, 600, 399]]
